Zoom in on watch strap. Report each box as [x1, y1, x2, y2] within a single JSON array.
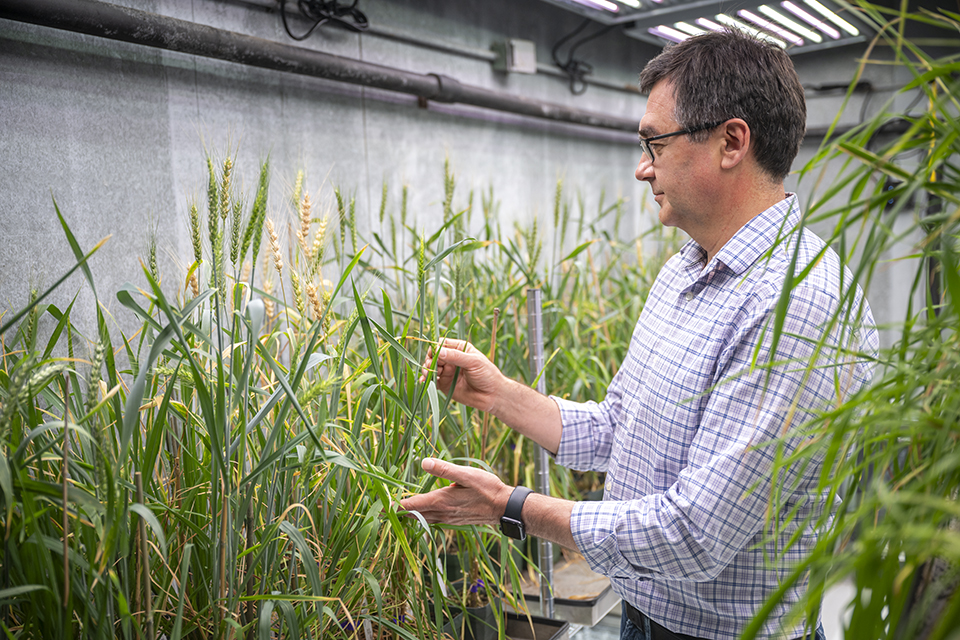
[[500, 485, 533, 539]]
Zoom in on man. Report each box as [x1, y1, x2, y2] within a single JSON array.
[[400, 30, 877, 640]]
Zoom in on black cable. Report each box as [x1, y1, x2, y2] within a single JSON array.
[[551, 18, 620, 95], [280, 0, 368, 41]]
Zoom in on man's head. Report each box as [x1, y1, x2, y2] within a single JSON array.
[[639, 30, 806, 182]]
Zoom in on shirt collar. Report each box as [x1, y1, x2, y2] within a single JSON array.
[[680, 194, 802, 277]]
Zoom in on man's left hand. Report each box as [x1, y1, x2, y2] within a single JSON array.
[[399, 458, 512, 527]]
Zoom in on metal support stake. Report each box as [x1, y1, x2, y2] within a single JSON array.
[[526, 288, 555, 618]]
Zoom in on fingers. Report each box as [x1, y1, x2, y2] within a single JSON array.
[[420, 456, 464, 484], [398, 459, 508, 527], [419, 339, 474, 383]]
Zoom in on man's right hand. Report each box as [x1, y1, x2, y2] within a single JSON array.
[[420, 339, 504, 414], [420, 338, 563, 454]]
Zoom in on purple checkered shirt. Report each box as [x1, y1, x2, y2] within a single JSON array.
[[554, 195, 878, 640]]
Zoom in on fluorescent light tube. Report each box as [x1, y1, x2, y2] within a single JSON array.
[[803, 0, 859, 35], [759, 5, 822, 43], [569, 0, 620, 12], [695, 17, 725, 32], [781, 1, 841, 38], [648, 25, 689, 42], [715, 13, 787, 48], [673, 21, 707, 36], [739, 9, 804, 46]]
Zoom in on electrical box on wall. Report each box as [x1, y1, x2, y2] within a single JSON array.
[[492, 39, 538, 74]]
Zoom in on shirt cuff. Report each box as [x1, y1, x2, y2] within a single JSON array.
[[571, 499, 654, 581], [552, 396, 608, 470]]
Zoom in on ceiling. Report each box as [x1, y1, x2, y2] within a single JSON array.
[[539, 0, 872, 55]]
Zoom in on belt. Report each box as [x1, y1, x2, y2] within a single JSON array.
[[623, 603, 706, 640], [623, 603, 817, 640]]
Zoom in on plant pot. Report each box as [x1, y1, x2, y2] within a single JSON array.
[[503, 611, 570, 640], [511, 555, 619, 627], [449, 579, 500, 640], [445, 607, 569, 640], [448, 602, 498, 640]]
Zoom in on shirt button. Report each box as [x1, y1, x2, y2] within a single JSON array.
[[685, 291, 695, 301]]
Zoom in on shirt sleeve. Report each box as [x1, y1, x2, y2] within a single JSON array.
[[570, 282, 873, 582], [551, 317, 648, 471]]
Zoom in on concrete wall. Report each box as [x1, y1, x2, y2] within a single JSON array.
[[0, 0, 920, 345]]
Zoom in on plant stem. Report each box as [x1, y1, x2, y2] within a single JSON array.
[[136, 472, 154, 640], [61, 377, 71, 636]]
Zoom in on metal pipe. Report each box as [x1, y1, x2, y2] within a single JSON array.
[[526, 288, 555, 619], [236, 0, 641, 95], [0, 0, 639, 132]]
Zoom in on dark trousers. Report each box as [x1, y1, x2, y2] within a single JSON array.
[[620, 603, 827, 640]]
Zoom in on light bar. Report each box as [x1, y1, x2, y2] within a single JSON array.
[[648, 25, 690, 42], [673, 21, 707, 36], [739, 9, 804, 46], [715, 13, 787, 48], [803, 0, 859, 35], [758, 5, 822, 43], [569, 0, 619, 12], [617, 0, 641, 7], [782, 1, 841, 38], [696, 17, 726, 32]]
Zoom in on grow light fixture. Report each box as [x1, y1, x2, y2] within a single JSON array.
[[539, 0, 868, 55], [782, 1, 842, 39], [568, 0, 620, 12]]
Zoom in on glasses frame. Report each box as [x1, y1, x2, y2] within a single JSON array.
[[638, 120, 727, 162]]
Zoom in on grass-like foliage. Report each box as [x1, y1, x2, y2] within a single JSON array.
[[743, 3, 960, 639], [0, 147, 665, 638]]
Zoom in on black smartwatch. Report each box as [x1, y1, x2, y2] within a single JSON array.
[[499, 486, 533, 540]]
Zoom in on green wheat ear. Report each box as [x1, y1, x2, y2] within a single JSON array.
[[148, 235, 159, 284], [241, 159, 270, 275], [219, 157, 233, 222], [553, 178, 563, 230], [189, 201, 203, 265], [443, 158, 454, 224], [379, 180, 388, 226], [349, 195, 357, 254], [334, 187, 347, 263], [401, 184, 409, 229], [206, 157, 218, 243], [467, 189, 474, 227], [230, 197, 243, 267], [417, 231, 426, 291]]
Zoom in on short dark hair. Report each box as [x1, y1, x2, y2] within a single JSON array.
[[639, 30, 806, 182]]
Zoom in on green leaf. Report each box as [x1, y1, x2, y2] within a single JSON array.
[[558, 239, 597, 264], [902, 61, 960, 90], [0, 236, 108, 337], [278, 520, 322, 596], [0, 585, 50, 605], [170, 543, 193, 640], [258, 599, 276, 640], [130, 503, 168, 559]]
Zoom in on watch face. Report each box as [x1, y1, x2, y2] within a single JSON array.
[[500, 517, 526, 541]]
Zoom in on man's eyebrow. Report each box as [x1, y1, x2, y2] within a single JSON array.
[[638, 126, 659, 138]]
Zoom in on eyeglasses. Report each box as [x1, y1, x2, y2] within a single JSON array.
[[638, 120, 727, 162]]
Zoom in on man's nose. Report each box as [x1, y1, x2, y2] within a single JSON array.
[[635, 154, 654, 181]]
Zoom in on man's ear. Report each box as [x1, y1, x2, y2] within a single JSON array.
[[719, 118, 751, 170]]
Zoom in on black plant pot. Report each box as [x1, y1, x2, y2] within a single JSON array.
[[448, 601, 498, 640], [448, 580, 500, 640]]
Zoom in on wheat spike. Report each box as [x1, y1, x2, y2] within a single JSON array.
[[306, 282, 322, 321], [267, 217, 283, 275], [298, 193, 313, 260]]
